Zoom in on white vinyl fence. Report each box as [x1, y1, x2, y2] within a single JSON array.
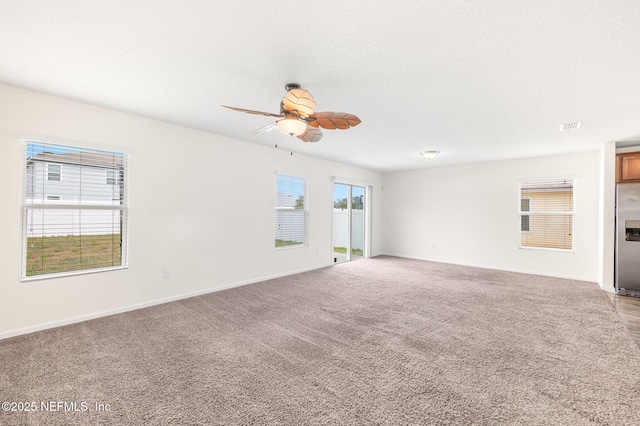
[[332, 209, 364, 250], [275, 209, 306, 244], [25, 205, 122, 237]]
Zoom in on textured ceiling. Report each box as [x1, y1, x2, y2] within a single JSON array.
[[2, 1, 640, 172]]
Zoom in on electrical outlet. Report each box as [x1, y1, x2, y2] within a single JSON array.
[[162, 269, 171, 279]]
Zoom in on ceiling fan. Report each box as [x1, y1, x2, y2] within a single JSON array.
[[222, 83, 361, 143]]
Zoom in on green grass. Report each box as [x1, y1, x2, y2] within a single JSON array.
[[26, 234, 122, 276], [333, 247, 364, 256], [275, 239, 303, 247]]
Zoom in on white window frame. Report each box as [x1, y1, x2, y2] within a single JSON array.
[[275, 173, 308, 250], [518, 178, 575, 252], [21, 140, 129, 280]]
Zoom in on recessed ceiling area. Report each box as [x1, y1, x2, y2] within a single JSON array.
[[1, 1, 640, 172]]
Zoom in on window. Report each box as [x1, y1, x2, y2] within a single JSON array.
[[520, 198, 531, 232], [519, 178, 574, 250], [106, 169, 117, 185], [22, 140, 129, 279], [275, 173, 308, 248], [47, 163, 61, 181]]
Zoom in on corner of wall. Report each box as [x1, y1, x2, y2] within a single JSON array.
[[598, 142, 616, 291]]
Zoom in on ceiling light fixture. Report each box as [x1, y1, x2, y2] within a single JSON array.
[[420, 150, 440, 160], [222, 83, 360, 143], [276, 117, 307, 136], [282, 87, 316, 117]]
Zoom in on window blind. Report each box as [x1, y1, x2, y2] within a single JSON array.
[[22, 141, 129, 279], [275, 173, 308, 248], [519, 178, 574, 250]]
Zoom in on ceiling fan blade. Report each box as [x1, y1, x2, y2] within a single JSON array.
[[308, 112, 361, 130], [297, 126, 323, 143], [250, 122, 277, 135], [221, 105, 282, 118]]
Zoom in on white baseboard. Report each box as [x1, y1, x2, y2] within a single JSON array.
[[3, 255, 603, 341], [378, 252, 598, 283], [0, 263, 330, 341]]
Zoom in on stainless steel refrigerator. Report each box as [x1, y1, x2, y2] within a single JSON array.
[[616, 182, 640, 296]]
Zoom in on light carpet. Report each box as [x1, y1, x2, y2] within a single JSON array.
[[1, 256, 640, 425]]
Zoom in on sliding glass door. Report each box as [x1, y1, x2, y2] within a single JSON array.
[[333, 183, 366, 263]]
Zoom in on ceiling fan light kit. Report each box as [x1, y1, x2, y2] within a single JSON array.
[[222, 83, 361, 143], [277, 117, 307, 136]]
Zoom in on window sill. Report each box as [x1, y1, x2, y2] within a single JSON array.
[[21, 266, 128, 282]]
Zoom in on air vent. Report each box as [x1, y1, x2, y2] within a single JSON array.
[[560, 121, 582, 131]]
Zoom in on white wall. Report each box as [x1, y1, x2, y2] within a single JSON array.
[[0, 82, 615, 338], [599, 142, 616, 291], [0, 84, 383, 337], [381, 151, 601, 281]]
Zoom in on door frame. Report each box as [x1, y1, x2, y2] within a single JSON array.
[[331, 176, 372, 263]]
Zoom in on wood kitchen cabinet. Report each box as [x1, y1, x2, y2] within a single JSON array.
[[616, 152, 640, 182]]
